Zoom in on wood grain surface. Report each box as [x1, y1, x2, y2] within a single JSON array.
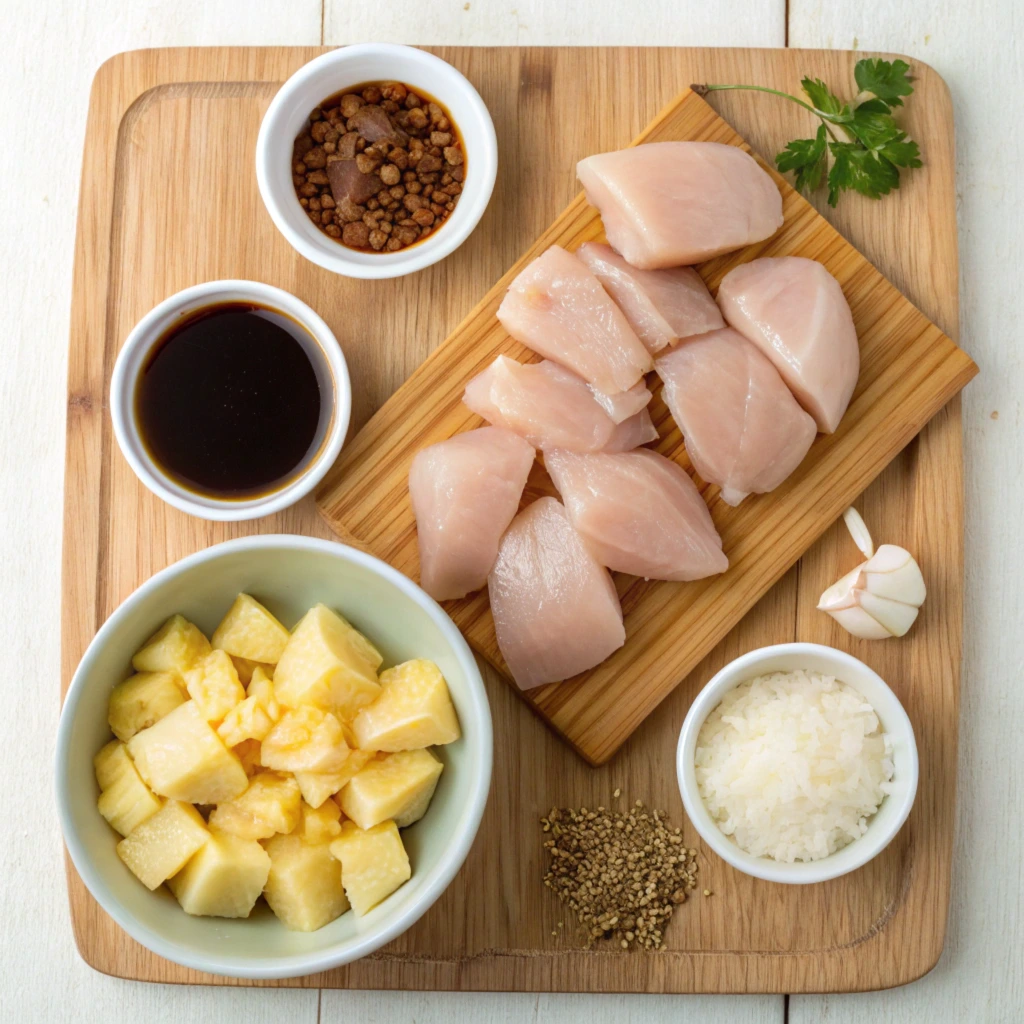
[[62, 45, 966, 993], [315, 88, 976, 767]]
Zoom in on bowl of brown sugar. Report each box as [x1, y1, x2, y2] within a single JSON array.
[[257, 45, 497, 279]]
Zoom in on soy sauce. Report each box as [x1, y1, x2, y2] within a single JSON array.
[[136, 302, 323, 498]]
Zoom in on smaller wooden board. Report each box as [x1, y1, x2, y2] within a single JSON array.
[[316, 88, 977, 766]]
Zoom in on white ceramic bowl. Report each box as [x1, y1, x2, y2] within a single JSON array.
[[676, 643, 918, 885], [110, 280, 350, 522], [256, 44, 497, 278], [56, 535, 492, 979]]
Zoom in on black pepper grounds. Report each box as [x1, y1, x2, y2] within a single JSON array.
[[541, 800, 699, 950]]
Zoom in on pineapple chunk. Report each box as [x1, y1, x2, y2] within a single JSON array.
[[338, 749, 443, 830], [263, 833, 350, 931], [127, 700, 248, 804], [296, 798, 343, 844], [212, 594, 291, 665], [217, 695, 274, 747], [233, 738, 263, 777], [208, 771, 301, 840], [231, 656, 273, 685], [107, 670, 186, 742], [260, 706, 350, 774], [273, 605, 382, 719], [293, 749, 374, 808], [94, 738, 134, 790], [168, 830, 271, 918], [116, 800, 210, 890], [329, 820, 411, 916], [246, 667, 281, 721], [351, 659, 460, 752], [184, 650, 245, 722], [96, 745, 162, 837], [132, 614, 211, 675]]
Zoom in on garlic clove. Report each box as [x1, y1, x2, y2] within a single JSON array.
[[825, 602, 895, 640], [862, 546, 927, 605], [856, 590, 921, 638], [842, 507, 875, 559], [816, 565, 863, 612]]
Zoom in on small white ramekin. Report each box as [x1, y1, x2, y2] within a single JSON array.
[[677, 643, 919, 885], [256, 44, 498, 279], [110, 280, 350, 521]]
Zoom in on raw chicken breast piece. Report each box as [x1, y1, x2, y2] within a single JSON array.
[[546, 449, 727, 581], [603, 409, 658, 452], [577, 142, 783, 269], [488, 497, 625, 690], [496, 245, 652, 394], [588, 378, 652, 424], [577, 242, 724, 353], [410, 426, 536, 601], [464, 356, 652, 452], [717, 256, 859, 433], [656, 327, 817, 506]]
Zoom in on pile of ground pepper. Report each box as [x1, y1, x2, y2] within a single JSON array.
[[541, 801, 699, 950]]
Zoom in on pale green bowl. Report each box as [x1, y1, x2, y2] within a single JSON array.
[[56, 535, 492, 979]]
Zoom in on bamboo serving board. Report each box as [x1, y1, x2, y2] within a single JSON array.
[[317, 86, 976, 769], [64, 45, 969, 993]]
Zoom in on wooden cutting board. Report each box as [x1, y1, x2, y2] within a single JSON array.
[[316, 88, 975, 768], [63, 45, 967, 992]]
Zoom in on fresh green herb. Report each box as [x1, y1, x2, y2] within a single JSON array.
[[693, 59, 922, 207]]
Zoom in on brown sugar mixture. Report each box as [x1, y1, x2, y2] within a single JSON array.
[[292, 81, 466, 252], [541, 801, 700, 950]]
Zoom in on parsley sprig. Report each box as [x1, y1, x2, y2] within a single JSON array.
[[694, 59, 922, 206]]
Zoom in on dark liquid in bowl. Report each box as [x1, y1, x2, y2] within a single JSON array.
[[135, 303, 323, 499]]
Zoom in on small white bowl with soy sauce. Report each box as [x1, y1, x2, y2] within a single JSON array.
[[110, 281, 350, 521]]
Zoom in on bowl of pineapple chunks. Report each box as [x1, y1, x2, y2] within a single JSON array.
[[56, 534, 492, 979]]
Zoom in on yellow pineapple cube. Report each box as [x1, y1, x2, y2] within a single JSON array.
[[351, 659, 460, 752], [233, 738, 263, 777], [168, 830, 271, 918], [231, 656, 273, 685], [95, 741, 162, 837], [338, 749, 443, 830], [184, 650, 245, 722], [262, 833, 350, 931], [260, 706, 350, 774], [116, 800, 210, 890], [127, 700, 248, 804], [217, 695, 274, 747], [212, 594, 291, 665], [208, 771, 301, 840], [132, 614, 211, 675], [94, 738, 134, 790], [107, 670, 186, 742], [296, 798, 343, 844], [273, 605, 382, 719], [246, 667, 281, 721], [329, 820, 411, 916], [293, 748, 374, 808]]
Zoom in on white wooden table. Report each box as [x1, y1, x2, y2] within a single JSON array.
[[3, 1, 1019, 1020]]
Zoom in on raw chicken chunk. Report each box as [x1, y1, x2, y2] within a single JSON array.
[[576, 142, 783, 268], [496, 245, 652, 394], [546, 449, 727, 581], [603, 409, 658, 452], [409, 427, 535, 602], [577, 242, 724, 353], [464, 356, 652, 452], [588, 377, 652, 424], [717, 256, 859, 433], [655, 328, 817, 506], [488, 498, 625, 689]]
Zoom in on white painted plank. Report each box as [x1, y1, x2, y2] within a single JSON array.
[[0, 2, 321, 1020], [325, 0, 785, 48], [788, 4, 1024, 1023], [321, 991, 782, 1022]]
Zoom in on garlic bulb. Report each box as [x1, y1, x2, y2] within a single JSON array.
[[817, 508, 926, 639]]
